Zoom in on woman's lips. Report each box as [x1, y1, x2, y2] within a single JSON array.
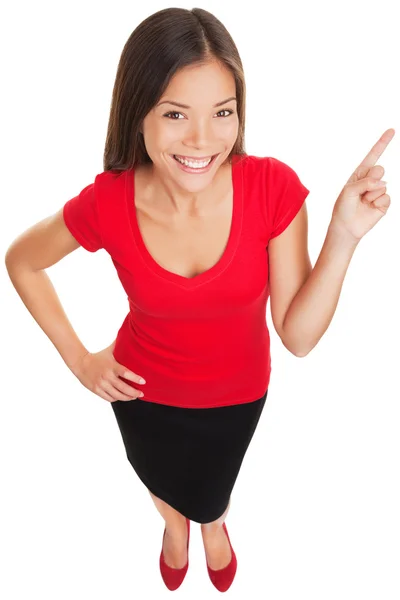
[[171, 153, 218, 173], [174, 154, 215, 161]]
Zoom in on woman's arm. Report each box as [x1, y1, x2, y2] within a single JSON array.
[[5, 266, 90, 372], [270, 130, 394, 357], [5, 209, 91, 373], [281, 220, 359, 357]]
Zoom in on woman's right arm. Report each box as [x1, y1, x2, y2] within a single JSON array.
[[5, 208, 92, 374]]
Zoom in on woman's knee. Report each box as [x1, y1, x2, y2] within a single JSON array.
[[147, 489, 186, 523], [202, 497, 231, 529]]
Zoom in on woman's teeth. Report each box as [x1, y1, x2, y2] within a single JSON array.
[[173, 155, 213, 168]]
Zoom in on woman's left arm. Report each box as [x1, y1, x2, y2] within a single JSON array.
[[277, 128, 395, 357], [280, 222, 359, 357]]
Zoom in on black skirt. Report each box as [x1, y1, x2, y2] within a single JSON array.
[[110, 389, 268, 524]]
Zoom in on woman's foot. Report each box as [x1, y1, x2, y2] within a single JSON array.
[[162, 519, 189, 569], [201, 522, 232, 570]]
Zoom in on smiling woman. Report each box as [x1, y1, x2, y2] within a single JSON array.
[[5, 6, 309, 594], [93, 9, 258, 589]]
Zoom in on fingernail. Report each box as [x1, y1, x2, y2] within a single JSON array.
[[139, 378, 146, 384], [373, 180, 387, 186]]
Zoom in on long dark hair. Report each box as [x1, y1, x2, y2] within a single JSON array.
[[103, 7, 247, 172]]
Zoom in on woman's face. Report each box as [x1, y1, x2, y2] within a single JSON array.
[[141, 61, 239, 191]]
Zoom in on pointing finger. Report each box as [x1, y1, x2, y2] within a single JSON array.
[[349, 128, 395, 183]]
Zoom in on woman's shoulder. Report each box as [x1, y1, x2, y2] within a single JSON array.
[[91, 169, 130, 209], [95, 168, 127, 188]]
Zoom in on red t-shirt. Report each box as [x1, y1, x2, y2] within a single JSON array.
[[63, 154, 310, 408]]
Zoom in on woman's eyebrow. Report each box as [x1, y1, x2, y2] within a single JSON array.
[[156, 97, 237, 109]]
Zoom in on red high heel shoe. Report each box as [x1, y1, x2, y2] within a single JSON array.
[[206, 522, 237, 592], [159, 517, 190, 590]]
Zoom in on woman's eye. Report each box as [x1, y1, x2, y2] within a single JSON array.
[[163, 109, 234, 120], [164, 111, 183, 120], [216, 109, 234, 118]]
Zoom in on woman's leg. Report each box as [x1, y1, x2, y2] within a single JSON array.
[[201, 498, 233, 570], [202, 497, 231, 530], [148, 489, 189, 569]]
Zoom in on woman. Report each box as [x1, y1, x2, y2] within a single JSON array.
[[5, 7, 394, 593]]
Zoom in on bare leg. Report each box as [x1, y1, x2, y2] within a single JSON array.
[[148, 489, 189, 569], [201, 498, 232, 570]]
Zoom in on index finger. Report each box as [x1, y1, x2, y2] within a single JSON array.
[[352, 128, 395, 180]]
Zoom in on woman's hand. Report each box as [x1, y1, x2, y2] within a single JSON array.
[[331, 128, 395, 242], [71, 343, 146, 403]]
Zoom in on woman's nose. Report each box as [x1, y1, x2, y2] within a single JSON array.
[[185, 120, 213, 148]]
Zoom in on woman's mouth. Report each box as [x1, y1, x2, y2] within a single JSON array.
[[171, 153, 219, 174]]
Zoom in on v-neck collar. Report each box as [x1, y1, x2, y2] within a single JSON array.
[[125, 154, 244, 289]]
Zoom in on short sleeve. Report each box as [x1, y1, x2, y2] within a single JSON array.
[[268, 157, 310, 240], [62, 181, 103, 252]]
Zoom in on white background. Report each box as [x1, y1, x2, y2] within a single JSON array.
[[2, 0, 399, 598]]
